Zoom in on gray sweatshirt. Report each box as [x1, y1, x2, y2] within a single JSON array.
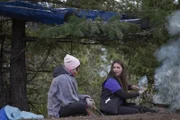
[[47, 65, 90, 118]]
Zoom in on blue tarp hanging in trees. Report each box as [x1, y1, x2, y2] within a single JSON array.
[[0, 1, 143, 26], [0, 1, 66, 24]]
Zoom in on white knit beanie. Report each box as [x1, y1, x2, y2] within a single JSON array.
[[64, 54, 80, 70]]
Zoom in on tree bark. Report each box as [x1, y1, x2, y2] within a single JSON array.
[[0, 38, 6, 108], [10, 19, 29, 111]]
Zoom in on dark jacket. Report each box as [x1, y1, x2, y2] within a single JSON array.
[[99, 77, 139, 114]]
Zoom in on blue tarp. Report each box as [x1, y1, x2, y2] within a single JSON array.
[[0, 1, 142, 25], [0, 106, 8, 120], [0, 1, 65, 24], [0, 105, 44, 120]]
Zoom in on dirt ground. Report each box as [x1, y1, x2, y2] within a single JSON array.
[[44, 113, 180, 120], [42, 107, 180, 120]]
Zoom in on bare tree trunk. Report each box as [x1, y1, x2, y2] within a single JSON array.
[[0, 38, 6, 108], [10, 19, 29, 111]]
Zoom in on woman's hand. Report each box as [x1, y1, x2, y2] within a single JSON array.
[[138, 87, 147, 95], [131, 85, 140, 91], [85, 98, 95, 108]]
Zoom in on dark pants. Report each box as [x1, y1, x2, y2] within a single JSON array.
[[118, 104, 157, 115], [59, 100, 88, 117], [101, 103, 156, 115]]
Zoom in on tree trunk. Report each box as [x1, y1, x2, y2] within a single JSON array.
[[10, 19, 29, 111], [0, 38, 6, 108]]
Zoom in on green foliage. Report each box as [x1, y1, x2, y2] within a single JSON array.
[[2, 0, 180, 117], [141, 0, 176, 44], [74, 45, 106, 105], [32, 15, 140, 42]]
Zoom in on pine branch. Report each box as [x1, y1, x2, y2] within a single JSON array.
[[26, 69, 51, 73], [24, 36, 109, 45], [27, 44, 52, 83]]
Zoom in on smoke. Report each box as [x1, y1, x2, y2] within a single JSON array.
[[153, 11, 180, 111], [167, 10, 180, 36]]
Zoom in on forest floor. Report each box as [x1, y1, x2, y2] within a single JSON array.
[[42, 106, 180, 120], [44, 113, 180, 120]]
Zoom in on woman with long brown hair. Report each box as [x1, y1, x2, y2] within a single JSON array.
[[100, 60, 156, 115]]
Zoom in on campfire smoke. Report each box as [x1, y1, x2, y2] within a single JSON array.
[[153, 11, 180, 111]]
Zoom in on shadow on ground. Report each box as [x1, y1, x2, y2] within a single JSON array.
[[43, 113, 180, 120]]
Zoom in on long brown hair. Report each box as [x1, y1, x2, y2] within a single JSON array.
[[107, 60, 128, 92]]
